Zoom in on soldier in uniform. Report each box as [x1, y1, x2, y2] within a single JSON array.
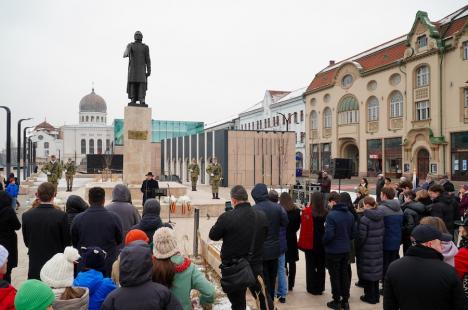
[[64, 158, 76, 192], [41, 155, 62, 192], [141, 172, 159, 204], [188, 158, 200, 191], [206, 157, 222, 199]]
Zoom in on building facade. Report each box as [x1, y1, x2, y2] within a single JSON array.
[[238, 88, 307, 173], [28, 121, 63, 164], [61, 89, 114, 167], [304, 7, 468, 181], [161, 129, 296, 187]]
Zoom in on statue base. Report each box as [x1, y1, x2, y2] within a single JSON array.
[[128, 102, 148, 108], [123, 105, 152, 185]]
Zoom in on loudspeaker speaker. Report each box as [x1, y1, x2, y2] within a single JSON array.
[[330, 158, 353, 179]]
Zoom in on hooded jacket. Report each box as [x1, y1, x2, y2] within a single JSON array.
[[101, 241, 182, 310], [52, 287, 89, 310], [132, 198, 163, 240], [441, 241, 458, 267], [384, 245, 466, 310], [65, 195, 89, 227], [106, 184, 141, 238], [377, 199, 403, 251], [357, 208, 384, 282], [322, 203, 355, 254], [401, 201, 427, 236], [251, 183, 289, 260], [0, 279, 15, 310], [169, 255, 215, 310], [73, 269, 117, 310]]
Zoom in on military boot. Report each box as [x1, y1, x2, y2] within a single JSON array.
[[212, 193, 216, 199], [215, 193, 220, 199]]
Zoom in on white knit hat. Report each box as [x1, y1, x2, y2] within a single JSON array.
[[40, 246, 80, 288], [153, 227, 179, 259], [0, 245, 8, 267]]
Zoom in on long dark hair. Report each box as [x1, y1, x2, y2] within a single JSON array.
[[279, 192, 295, 212], [152, 257, 175, 288], [361, 178, 368, 188], [310, 191, 327, 217]]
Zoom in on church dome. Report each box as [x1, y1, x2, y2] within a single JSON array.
[[79, 89, 107, 113]]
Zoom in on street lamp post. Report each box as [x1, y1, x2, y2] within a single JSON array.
[[23, 126, 33, 180], [0, 106, 11, 176], [17, 118, 33, 183], [27, 138, 32, 177]]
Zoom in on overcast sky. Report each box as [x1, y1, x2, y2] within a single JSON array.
[[0, 0, 465, 146]]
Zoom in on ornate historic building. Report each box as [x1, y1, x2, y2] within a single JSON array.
[[304, 6, 468, 180], [61, 88, 114, 167]]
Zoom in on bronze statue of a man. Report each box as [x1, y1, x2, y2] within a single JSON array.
[[124, 31, 151, 106]]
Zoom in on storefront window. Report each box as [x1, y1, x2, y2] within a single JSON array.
[[321, 143, 331, 172], [367, 139, 382, 177], [451, 132, 468, 181], [384, 137, 403, 178]]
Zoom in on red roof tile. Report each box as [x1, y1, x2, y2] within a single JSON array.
[[306, 8, 467, 93]]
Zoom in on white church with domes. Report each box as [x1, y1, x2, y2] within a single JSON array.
[[60, 88, 114, 167]]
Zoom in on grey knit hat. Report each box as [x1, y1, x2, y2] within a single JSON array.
[[152, 227, 179, 259]]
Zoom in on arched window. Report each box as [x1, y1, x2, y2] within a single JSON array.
[[91, 116, 94, 122], [367, 96, 379, 121], [86, 116, 89, 122], [310, 111, 318, 129], [97, 139, 103, 154], [106, 139, 111, 152], [44, 142, 49, 149], [81, 139, 86, 154], [390, 91, 403, 118], [416, 65, 429, 87], [338, 95, 359, 125], [323, 107, 332, 128], [89, 139, 94, 154]]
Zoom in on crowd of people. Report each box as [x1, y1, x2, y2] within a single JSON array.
[[1, 170, 468, 309], [0, 182, 216, 310], [210, 175, 468, 310]]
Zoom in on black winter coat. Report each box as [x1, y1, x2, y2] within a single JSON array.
[[429, 195, 455, 232], [209, 202, 268, 265], [22, 204, 70, 279], [357, 208, 384, 282], [384, 245, 466, 310], [376, 178, 385, 203], [285, 208, 301, 262], [71, 205, 123, 277], [132, 199, 163, 240], [101, 241, 182, 310], [251, 184, 289, 260], [0, 204, 21, 269], [401, 201, 427, 236], [311, 214, 327, 253], [65, 195, 88, 227]]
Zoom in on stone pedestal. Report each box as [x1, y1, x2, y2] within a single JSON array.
[[123, 106, 152, 185]]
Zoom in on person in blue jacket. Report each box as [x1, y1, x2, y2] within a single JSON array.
[[5, 177, 19, 209], [73, 246, 116, 310], [377, 186, 403, 293], [323, 191, 355, 310]]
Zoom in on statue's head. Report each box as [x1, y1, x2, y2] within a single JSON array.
[[134, 31, 143, 42]]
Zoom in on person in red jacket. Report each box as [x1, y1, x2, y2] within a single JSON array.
[[0, 245, 16, 310], [298, 191, 328, 295], [455, 218, 468, 298]]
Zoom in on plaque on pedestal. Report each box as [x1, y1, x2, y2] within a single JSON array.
[[123, 105, 152, 185]]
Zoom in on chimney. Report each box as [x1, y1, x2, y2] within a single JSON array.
[[329, 60, 335, 66]]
